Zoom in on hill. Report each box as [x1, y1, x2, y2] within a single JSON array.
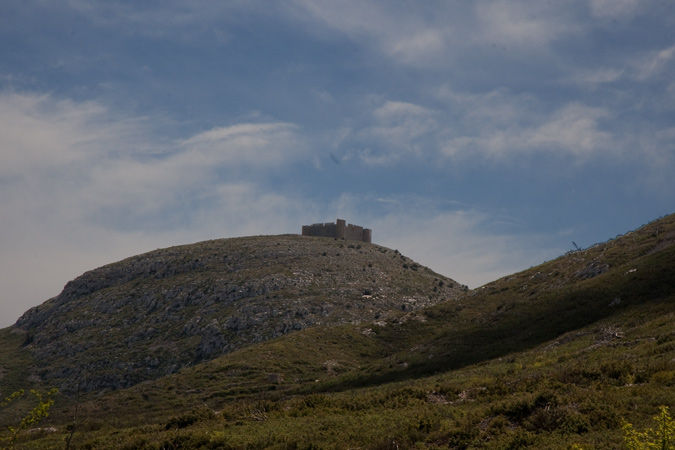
[[4, 234, 464, 394], [1, 213, 675, 450]]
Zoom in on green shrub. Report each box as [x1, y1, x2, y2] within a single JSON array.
[[164, 406, 216, 430], [622, 406, 675, 450], [573, 406, 675, 450], [0, 388, 58, 450], [651, 371, 675, 386]]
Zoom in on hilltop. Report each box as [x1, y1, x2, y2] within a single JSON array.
[[6, 235, 464, 393]]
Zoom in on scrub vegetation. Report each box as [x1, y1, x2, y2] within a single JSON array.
[[1, 213, 674, 449]]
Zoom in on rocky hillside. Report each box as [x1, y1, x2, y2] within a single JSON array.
[[12, 234, 465, 393]]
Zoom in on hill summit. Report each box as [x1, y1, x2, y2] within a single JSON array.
[[13, 234, 464, 393]]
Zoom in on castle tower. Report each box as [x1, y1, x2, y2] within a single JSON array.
[[336, 219, 346, 240]]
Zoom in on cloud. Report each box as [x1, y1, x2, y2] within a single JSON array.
[[334, 82, 673, 190], [434, 88, 614, 159], [52, 0, 582, 69], [340, 90, 615, 164], [524, 103, 613, 155], [387, 29, 447, 65], [180, 122, 303, 167], [285, 0, 458, 66], [589, 0, 643, 19], [0, 92, 309, 227], [326, 193, 561, 288], [0, 93, 140, 177], [333, 89, 625, 169], [0, 92, 313, 327], [632, 45, 675, 81], [435, 88, 538, 127], [364, 101, 438, 159], [336, 100, 439, 166], [475, 1, 576, 50], [441, 104, 613, 159], [288, 0, 583, 68]]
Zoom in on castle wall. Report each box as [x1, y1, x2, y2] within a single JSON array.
[[302, 219, 372, 243], [302, 222, 337, 238], [344, 223, 365, 241]]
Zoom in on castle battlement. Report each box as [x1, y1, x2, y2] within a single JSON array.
[[301, 219, 372, 243]]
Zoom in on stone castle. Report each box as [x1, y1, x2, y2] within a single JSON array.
[[301, 219, 372, 243]]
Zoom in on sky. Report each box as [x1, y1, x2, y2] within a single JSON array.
[[1, 1, 674, 328]]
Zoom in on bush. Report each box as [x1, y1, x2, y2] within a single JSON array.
[[165, 407, 216, 430], [573, 406, 675, 450], [0, 388, 58, 449], [623, 406, 675, 450]]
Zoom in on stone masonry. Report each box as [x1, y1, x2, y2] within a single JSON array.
[[301, 219, 372, 243]]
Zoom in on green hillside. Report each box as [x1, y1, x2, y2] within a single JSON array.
[[1, 213, 674, 449]]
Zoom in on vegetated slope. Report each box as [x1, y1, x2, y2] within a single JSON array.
[[333, 212, 675, 387], [50, 296, 675, 450], [96, 211, 675, 402], [7, 234, 465, 393], [153, 212, 674, 397], [21, 213, 675, 450]]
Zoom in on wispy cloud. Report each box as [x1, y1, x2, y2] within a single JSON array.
[[181, 123, 304, 167], [0, 92, 313, 326], [475, 1, 577, 50], [286, 0, 458, 66], [0, 93, 144, 176], [349, 101, 439, 165], [288, 0, 583, 67], [0, 93, 309, 227], [429, 87, 615, 160], [632, 45, 675, 81], [340, 91, 615, 164], [521, 103, 613, 156]]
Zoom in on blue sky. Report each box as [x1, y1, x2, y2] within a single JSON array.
[[1, 1, 674, 327]]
